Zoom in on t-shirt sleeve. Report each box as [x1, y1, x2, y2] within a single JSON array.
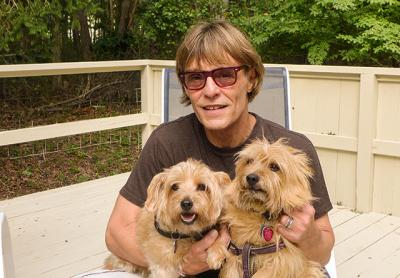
[[119, 129, 174, 207], [301, 135, 333, 219]]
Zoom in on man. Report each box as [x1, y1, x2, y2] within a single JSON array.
[[105, 20, 334, 277]]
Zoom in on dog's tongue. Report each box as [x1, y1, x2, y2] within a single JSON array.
[[181, 213, 196, 223]]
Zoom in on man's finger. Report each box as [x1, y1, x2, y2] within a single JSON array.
[[218, 225, 231, 247], [192, 229, 218, 253]]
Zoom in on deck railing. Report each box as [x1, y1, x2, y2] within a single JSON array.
[[1, 60, 400, 216]]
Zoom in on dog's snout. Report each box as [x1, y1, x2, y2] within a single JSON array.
[[246, 174, 259, 187], [180, 198, 193, 211]]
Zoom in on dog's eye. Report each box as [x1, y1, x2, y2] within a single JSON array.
[[269, 163, 280, 172], [246, 158, 254, 164], [197, 183, 206, 191], [171, 184, 179, 191]]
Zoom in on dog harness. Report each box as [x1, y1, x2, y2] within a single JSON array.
[[228, 241, 286, 278], [154, 220, 217, 253]]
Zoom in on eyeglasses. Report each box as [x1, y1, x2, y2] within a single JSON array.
[[178, 65, 247, 90]]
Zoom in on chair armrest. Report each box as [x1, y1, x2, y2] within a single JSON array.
[[1, 212, 15, 278], [325, 250, 337, 278]]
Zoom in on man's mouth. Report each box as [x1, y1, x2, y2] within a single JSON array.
[[203, 105, 226, 111], [180, 213, 197, 225]]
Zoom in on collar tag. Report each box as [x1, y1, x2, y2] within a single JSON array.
[[261, 225, 273, 242]]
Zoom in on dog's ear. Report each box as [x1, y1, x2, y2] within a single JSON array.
[[214, 171, 231, 197], [144, 172, 166, 213], [215, 171, 231, 189]]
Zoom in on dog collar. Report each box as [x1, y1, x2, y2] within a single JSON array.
[[228, 241, 286, 278], [154, 220, 218, 252], [154, 220, 191, 240]]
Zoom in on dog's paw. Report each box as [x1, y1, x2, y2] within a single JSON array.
[[104, 254, 149, 275], [206, 247, 226, 269]]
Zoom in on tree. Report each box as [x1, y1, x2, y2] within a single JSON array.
[[117, 0, 139, 36], [0, 0, 398, 66], [227, 0, 400, 66]]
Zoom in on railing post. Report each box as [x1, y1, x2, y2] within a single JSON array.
[[356, 73, 378, 212], [140, 64, 163, 148]]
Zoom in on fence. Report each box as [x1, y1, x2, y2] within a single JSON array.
[[0, 61, 399, 216], [288, 65, 400, 216]]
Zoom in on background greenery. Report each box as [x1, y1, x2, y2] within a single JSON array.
[[1, 0, 399, 66]]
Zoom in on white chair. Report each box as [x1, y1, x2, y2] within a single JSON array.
[[0, 212, 15, 278], [325, 250, 337, 278], [162, 66, 337, 278]]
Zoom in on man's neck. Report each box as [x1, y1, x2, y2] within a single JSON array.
[[205, 113, 256, 148]]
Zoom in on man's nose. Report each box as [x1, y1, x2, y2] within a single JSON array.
[[202, 76, 220, 98]]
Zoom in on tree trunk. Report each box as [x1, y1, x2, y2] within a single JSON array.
[[51, 14, 63, 89], [72, 27, 81, 58], [108, 0, 114, 33], [118, 0, 131, 36], [118, 0, 138, 36], [76, 9, 93, 61], [127, 0, 139, 32]]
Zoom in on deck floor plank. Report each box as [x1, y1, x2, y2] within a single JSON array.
[[335, 215, 400, 265], [337, 226, 400, 278], [1, 175, 400, 277], [329, 207, 360, 228], [333, 212, 386, 244], [0, 173, 129, 218], [0, 174, 126, 278]]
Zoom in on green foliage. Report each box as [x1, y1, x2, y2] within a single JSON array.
[[0, 1, 56, 62], [0, 0, 399, 66], [338, 12, 400, 65], [227, 0, 400, 66], [93, 0, 225, 60]]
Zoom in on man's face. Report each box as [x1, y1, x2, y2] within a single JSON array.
[[184, 57, 254, 133]]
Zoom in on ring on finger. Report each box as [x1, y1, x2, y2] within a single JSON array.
[[285, 216, 294, 229]]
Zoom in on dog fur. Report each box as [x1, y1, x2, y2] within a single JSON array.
[[104, 159, 230, 278], [219, 138, 325, 278]]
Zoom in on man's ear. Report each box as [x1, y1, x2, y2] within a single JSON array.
[[246, 68, 257, 93], [144, 172, 166, 213]]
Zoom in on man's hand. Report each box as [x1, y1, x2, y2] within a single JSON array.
[[277, 203, 320, 245], [181, 226, 230, 275], [277, 204, 334, 265]]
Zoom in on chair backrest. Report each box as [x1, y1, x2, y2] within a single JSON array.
[[0, 212, 15, 278], [162, 66, 291, 129]]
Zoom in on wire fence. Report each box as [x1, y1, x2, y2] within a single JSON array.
[[0, 71, 144, 199], [0, 127, 143, 160]]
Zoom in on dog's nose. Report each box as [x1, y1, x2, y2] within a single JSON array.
[[246, 174, 259, 188], [180, 199, 193, 211]]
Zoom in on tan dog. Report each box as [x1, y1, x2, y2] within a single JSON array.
[[219, 138, 325, 278], [105, 159, 230, 278]]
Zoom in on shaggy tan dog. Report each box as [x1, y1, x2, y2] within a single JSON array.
[[105, 159, 230, 278], [219, 138, 325, 278]]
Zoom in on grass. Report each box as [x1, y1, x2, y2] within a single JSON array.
[[0, 128, 142, 200]]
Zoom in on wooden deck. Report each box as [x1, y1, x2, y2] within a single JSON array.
[[1, 174, 400, 278]]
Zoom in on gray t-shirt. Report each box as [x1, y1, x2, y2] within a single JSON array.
[[120, 113, 332, 219]]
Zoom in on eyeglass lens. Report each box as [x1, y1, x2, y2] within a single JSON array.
[[183, 67, 239, 90]]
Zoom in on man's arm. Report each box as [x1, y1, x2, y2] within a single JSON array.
[[105, 194, 148, 267], [278, 204, 335, 266]]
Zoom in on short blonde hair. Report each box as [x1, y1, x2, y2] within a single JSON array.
[[175, 20, 264, 106]]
